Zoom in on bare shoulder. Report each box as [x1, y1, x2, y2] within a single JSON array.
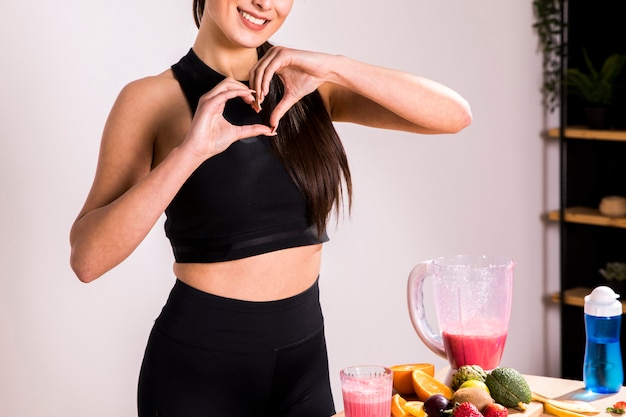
[[103, 69, 189, 163], [89, 69, 188, 205], [123, 69, 181, 99], [114, 69, 186, 122]]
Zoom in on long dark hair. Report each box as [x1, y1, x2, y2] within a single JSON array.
[[192, 0, 352, 235]]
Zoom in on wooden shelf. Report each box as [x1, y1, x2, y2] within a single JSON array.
[[548, 207, 626, 228], [552, 286, 626, 313], [548, 127, 626, 141]]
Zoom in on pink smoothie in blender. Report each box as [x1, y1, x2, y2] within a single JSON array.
[[408, 255, 514, 371], [443, 330, 508, 370]]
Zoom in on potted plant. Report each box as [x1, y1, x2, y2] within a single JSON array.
[[532, 0, 564, 113], [566, 49, 626, 129], [599, 261, 626, 295]]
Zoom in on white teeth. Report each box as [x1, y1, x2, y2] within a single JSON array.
[[240, 10, 267, 25]]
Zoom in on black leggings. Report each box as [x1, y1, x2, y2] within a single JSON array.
[[137, 278, 336, 417]]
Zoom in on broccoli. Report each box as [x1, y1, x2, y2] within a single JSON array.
[[451, 365, 488, 391]]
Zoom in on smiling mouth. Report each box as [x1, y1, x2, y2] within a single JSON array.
[[239, 10, 268, 26]]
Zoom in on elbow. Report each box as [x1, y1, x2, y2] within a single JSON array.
[[74, 272, 100, 284], [70, 225, 106, 283], [70, 248, 103, 284], [424, 99, 472, 135], [449, 100, 473, 133], [71, 262, 100, 284]]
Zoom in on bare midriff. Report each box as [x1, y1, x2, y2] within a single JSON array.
[[173, 244, 323, 302]]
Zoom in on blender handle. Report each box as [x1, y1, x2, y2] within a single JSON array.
[[407, 262, 447, 360]]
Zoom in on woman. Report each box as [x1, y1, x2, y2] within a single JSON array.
[[69, 0, 472, 416]]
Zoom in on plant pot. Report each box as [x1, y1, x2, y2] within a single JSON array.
[[585, 106, 609, 129]]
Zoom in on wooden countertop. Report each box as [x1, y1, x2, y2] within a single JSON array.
[[433, 368, 624, 417], [524, 374, 624, 416], [333, 372, 624, 417]]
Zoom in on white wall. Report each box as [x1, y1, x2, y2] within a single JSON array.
[[0, 1, 560, 416]]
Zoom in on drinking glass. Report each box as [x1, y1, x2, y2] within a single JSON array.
[[340, 365, 393, 417]]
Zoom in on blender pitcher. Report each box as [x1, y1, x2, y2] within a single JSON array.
[[407, 255, 515, 371]]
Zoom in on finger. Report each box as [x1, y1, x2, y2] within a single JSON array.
[[250, 66, 269, 106], [249, 59, 263, 104], [202, 77, 252, 101], [219, 77, 250, 89], [248, 57, 263, 99], [227, 82, 260, 111], [239, 91, 261, 112], [259, 49, 282, 103], [198, 86, 256, 113], [258, 54, 287, 102], [233, 123, 277, 140], [269, 94, 298, 131], [251, 48, 280, 105]]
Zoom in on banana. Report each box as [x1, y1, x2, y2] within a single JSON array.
[[543, 402, 595, 417], [533, 392, 599, 415]]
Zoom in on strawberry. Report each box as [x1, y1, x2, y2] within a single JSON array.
[[451, 402, 482, 417], [483, 403, 509, 417], [607, 401, 626, 414]]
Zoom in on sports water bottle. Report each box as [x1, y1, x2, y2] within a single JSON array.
[[583, 286, 623, 393]]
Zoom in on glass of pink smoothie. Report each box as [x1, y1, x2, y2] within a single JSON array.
[[407, 255, 515, 371], [340, 366, 393, 417]]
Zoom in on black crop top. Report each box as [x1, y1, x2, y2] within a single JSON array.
[[164, 49, 328, 263]]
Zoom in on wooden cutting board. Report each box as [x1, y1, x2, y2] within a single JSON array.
[[524, 374, 612, 416], [432, 369, 612, 417], [509, 401, 543, 417]]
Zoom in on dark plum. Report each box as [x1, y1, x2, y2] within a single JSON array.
[[423, 394, 451, 417]]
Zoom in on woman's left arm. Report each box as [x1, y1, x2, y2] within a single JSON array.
[[250, 47, 472, 135], [321, 56, 472, 134]]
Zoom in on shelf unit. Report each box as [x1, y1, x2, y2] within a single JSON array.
[[555, 131, 626, 379], [548, 128, 626, 142], [552, 287, 626, 314], [548, 128, 626, 310], [549, 0, 626, 381], [548, 129, 626, 232]]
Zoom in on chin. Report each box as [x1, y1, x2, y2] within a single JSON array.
[[234, 35, 271, 50]]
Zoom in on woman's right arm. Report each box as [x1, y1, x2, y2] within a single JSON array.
[[70, 75, 273, 282]]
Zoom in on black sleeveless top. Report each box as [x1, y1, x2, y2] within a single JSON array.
[[164, 49, 328, 263]]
